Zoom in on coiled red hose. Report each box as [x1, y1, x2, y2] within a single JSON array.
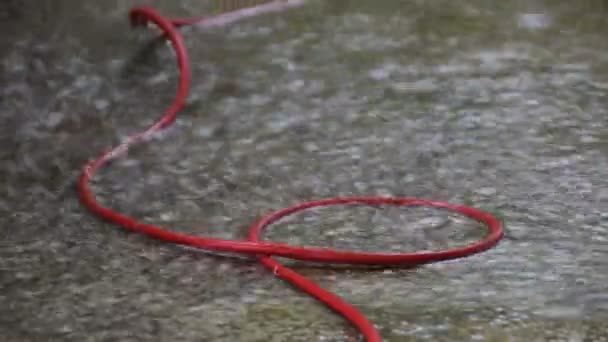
[[78, 6, 504, 342]]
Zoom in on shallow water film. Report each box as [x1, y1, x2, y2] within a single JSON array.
[[2, 0, 608, 341]]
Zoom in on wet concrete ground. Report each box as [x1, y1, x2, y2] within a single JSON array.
[[2, 0, 608, 341]]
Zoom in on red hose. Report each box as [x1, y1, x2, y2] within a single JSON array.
[[78, 6, 504, 342]]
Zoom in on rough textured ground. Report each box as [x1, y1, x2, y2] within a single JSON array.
[[2, 0, 608, 341]]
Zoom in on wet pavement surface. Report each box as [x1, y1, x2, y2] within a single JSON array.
[[2, 0, 608, 341]]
